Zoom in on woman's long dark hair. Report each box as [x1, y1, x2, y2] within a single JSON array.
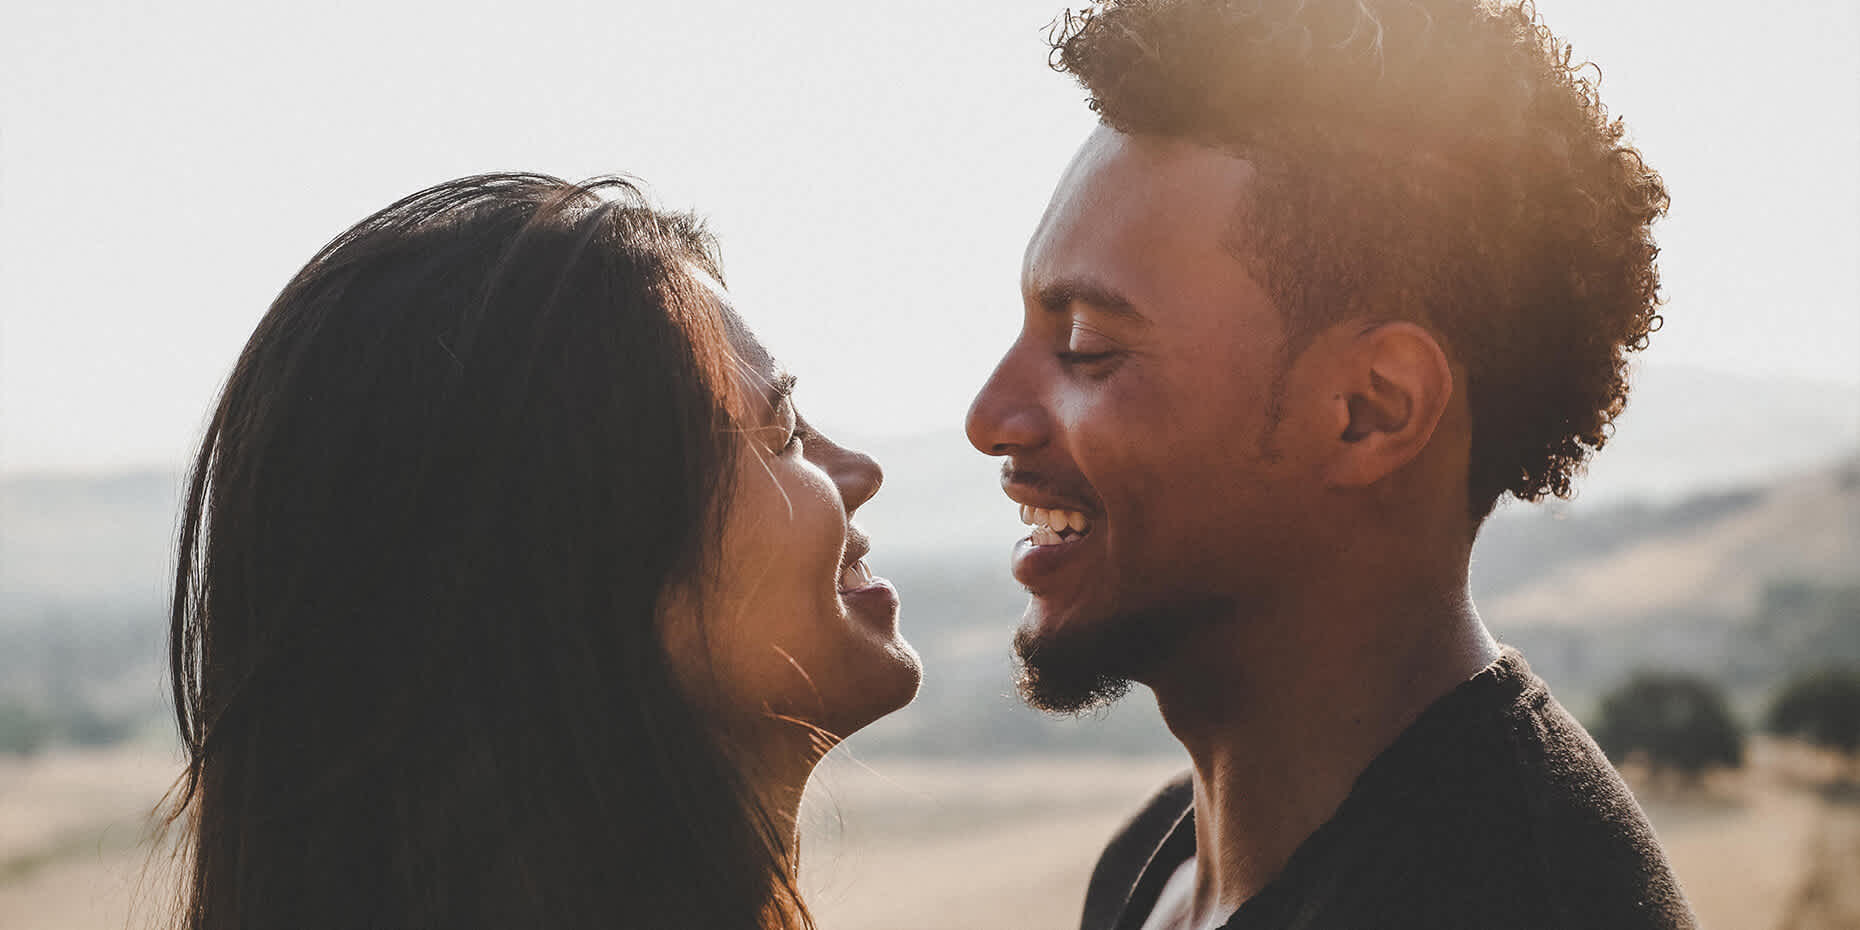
[[162, 174, 809, 928]]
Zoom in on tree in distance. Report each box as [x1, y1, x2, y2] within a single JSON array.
[[1766, 665, 1860, 782], [0, 700, 49, 756], [1593, 671, 1745, 784]]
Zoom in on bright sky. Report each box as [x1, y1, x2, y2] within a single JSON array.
[[3, 0, 1856, 472]]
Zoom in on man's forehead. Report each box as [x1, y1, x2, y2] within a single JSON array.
[[1024, 126, 1258, 288]]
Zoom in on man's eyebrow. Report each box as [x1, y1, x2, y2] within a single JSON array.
[[1033, 279, 1148, 324]]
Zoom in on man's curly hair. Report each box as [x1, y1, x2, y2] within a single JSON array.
[[1050, 0, 1669, 517]]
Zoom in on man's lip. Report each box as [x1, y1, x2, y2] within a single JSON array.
[[1011, 532, 1095, 590]]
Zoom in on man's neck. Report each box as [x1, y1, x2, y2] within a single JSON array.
[[1145, 576, 1499, 929]]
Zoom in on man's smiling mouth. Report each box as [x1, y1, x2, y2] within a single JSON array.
[[1020, 504, 1094, 547]]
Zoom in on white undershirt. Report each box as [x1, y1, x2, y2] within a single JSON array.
[[1137, 856, 1204, 930]]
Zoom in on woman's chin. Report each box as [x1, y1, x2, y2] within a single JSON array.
[[806, 642, 924, 746], [877, 637, 924, 712]]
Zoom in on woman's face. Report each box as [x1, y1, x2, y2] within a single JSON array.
[[663, 270, 921, 750]]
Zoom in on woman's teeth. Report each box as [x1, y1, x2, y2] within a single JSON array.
[[838, 559, 874, 591], [1018, 504, 1092, 546]]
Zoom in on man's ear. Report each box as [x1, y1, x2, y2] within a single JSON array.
[[1321, 321, 1454, 489]]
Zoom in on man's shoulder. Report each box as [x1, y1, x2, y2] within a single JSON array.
[[1079, 771, 1194, 930], [1351, 650, 1696, 927], [1489, 676, 1695, 925]]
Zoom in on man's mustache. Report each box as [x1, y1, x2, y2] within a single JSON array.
[[1000, 462, 1102, 513]]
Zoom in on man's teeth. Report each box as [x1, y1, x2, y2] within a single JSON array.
[[838, 560, 873, 591], [1017, 504, 1092, 543]]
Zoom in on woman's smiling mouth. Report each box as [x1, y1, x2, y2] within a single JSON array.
[[837, 559, 877, 592]]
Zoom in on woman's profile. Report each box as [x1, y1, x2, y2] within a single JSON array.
[[161, 173, 921, 929]]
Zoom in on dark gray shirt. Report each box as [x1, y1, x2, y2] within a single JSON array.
[[1081, 650, 1697, 930]]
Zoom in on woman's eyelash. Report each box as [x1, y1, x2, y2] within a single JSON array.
[[1057, 350, 1118, 365]]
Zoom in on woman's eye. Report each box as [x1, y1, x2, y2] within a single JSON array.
[[772, 398, 807, 454], [781, 421, 809, 453]]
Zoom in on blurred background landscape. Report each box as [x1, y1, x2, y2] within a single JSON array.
[[5, 0, 1858, 926]]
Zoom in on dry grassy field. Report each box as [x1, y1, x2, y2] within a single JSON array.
[[3, 745, 1856, 930]]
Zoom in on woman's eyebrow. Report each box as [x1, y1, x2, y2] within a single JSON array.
[[759, 371, 797, 421], [769, 371, 797, 399]]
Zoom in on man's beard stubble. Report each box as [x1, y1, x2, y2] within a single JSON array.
[[1011, 597, 1230, 715]]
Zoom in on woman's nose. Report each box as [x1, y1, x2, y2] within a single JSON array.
[[834, 446, 883, 514], [805, 427, 884, 514]]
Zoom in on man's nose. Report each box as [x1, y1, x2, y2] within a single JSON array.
[[966, 346, 1049, 457]]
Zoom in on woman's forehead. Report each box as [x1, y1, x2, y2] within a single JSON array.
[[687, 260, 783, 385], [723, 307, 776, 377]]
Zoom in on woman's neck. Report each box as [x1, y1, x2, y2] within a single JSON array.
[[744, 724, 835, 873]]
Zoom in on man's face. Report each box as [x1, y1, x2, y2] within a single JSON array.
[[966, 126, 1318, 712]]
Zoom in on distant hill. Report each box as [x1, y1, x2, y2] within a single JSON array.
[[0, 470, 185, 614], [1482, 461, 1860, 630]]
